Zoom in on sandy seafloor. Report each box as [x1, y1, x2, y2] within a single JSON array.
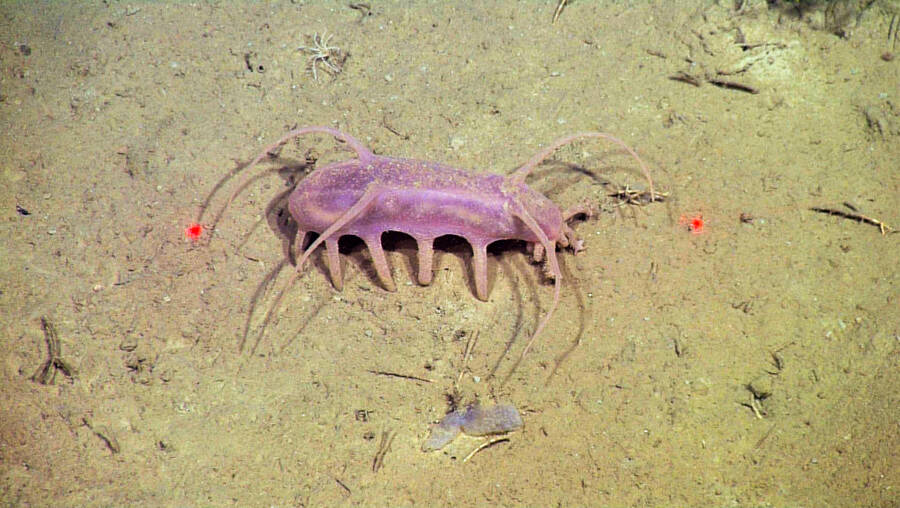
[[1, 1, 898, 506]]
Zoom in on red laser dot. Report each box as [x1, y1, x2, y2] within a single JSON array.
[[679, 214, 705, 235], [690, 216, 704, 233], [185, 222, 204, 241]]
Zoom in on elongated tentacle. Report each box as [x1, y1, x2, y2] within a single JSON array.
[[509, 132, 654, 197], [196, 126, 375, 236], [508, 200, 562, 363], [295, 184, 383, 278], [251, 184, 382, 348]]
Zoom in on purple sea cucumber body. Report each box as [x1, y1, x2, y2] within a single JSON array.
[[288, 156, 564, 248]]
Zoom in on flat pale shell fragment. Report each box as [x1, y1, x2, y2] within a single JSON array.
[[421, 419, 462, 452], [422, 404, 523, 452], [460, 404, 523, 436]]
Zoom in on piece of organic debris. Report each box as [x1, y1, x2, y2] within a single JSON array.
[[298, 31, 348, 81], [422, 404, 523, 452], [608, 184, 668, 207], [811, 202, 894, 236], [31, 317, 75, 385]]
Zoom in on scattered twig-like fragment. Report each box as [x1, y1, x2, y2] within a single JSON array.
[[739, 398, 766, 419], [82, 417, 121, 453], [382, 114, 410, 140], [463, 437, 510, 463], [707, 77, 759, 94], [31, 317, 75, 385], [749, 398, 765, 419], [298, 31, 348, 81], [754, 423, 778, 449], [669, 71, 702, 87], [372, 429, 396, 472], [889, 14, 898, 52], [552, 0, 568, 24], [334, 477, 352, 496], [811, 204, 894, 235], [455, 330, 479, 390], [736, 42, 786, 51], [670, 71, 759, 94], [367, 369, 433, 383]]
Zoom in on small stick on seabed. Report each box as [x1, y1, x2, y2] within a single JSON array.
[[463, 437, 511, 463], [455, 330, 479, 390], [707, 77, 760, 95], [334, 477, 352, 496], [32, 317, 75, 385], [552, 0, 568, 24], [669, 71, 759, 94], [367, 369, 433, 384], [811, 204, 894, 236], [372, 429, 396, 472]]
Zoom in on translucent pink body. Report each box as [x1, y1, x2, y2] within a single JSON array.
[[288, 153, 565, 299], [212, 126, 651, 361], [290, 157, 563, 249]]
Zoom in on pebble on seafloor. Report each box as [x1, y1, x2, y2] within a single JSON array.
[[422, 404, 523, 452]]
